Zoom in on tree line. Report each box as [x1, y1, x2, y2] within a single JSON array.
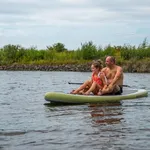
[[0, 38, 150, 65]]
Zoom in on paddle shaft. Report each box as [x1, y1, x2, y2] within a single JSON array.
[[68, 82, 131, 87]]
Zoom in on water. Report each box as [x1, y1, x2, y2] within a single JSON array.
[[0, 71, 150, 150]]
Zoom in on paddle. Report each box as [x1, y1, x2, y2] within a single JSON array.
[[68, 82, 131, 87]]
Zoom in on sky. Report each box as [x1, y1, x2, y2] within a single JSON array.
[[0, 0, 150, 50]]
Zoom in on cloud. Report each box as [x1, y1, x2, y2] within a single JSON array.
[[1, 0, 150, 26], [0, 0, 150, 49], [59, 0, 88, 5]]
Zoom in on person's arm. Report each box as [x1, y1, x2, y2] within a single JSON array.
[[100, 73, 108, 89], [101, 67, 106, 73], [109, 67, 123, 86]]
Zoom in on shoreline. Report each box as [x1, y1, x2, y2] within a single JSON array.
[[0, 62, 150, 73]]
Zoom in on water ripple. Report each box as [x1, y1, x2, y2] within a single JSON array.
[[0, 71, 150, 150]]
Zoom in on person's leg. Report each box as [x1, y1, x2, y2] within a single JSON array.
[[70, 80, 92, 94], [97, 89, 102, 95], [101, 85, 114, 95], [93, 84, 103, 95], [84, 81, 98, 95], [101, 85, 121, 95], [79, 85, 89, 94], [97, 85, 108, 95]]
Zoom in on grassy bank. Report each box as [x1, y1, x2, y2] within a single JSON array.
[[0, 39, 150, 72]]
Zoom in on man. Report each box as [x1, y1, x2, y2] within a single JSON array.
[[100, 56, 123, 95]]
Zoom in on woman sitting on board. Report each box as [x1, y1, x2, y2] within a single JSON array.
[[70, 60, 108, 95]]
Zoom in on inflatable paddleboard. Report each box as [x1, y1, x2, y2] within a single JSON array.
[[44, 89, 148, 104]]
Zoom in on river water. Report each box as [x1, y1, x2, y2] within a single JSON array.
[[0, 71, 150, 150]]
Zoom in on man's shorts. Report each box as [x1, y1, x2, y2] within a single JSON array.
[[112, 85, 123, 95]]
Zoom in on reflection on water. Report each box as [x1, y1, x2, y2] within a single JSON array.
[[89, 103, 123, 124]]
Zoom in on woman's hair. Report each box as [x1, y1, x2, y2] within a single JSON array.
[[92, 59, 103, 70]]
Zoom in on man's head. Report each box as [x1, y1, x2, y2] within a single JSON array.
[[105, 56, 116, 67]]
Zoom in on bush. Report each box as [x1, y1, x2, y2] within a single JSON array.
[[80, 41, 97, 60]]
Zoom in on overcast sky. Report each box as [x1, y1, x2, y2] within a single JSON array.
[[0, 0, 150, 49]]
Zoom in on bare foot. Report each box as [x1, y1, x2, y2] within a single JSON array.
[[97, 90, 102, 96], [78, 91, 84, 95], [70, 90, 75, 94], [84, 91, 90, 95], [70, 90, 79, 94]]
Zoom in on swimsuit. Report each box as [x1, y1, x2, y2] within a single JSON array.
[[92, 72, 107, 86]]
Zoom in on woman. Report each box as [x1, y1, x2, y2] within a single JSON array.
[[70, 60, 107, 95]]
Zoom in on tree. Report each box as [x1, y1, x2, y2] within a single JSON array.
[[81, 41, 97, 60], [138, 38, 148, 49], [3, 44, 23, 63], [47, 43, 67, 52]]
